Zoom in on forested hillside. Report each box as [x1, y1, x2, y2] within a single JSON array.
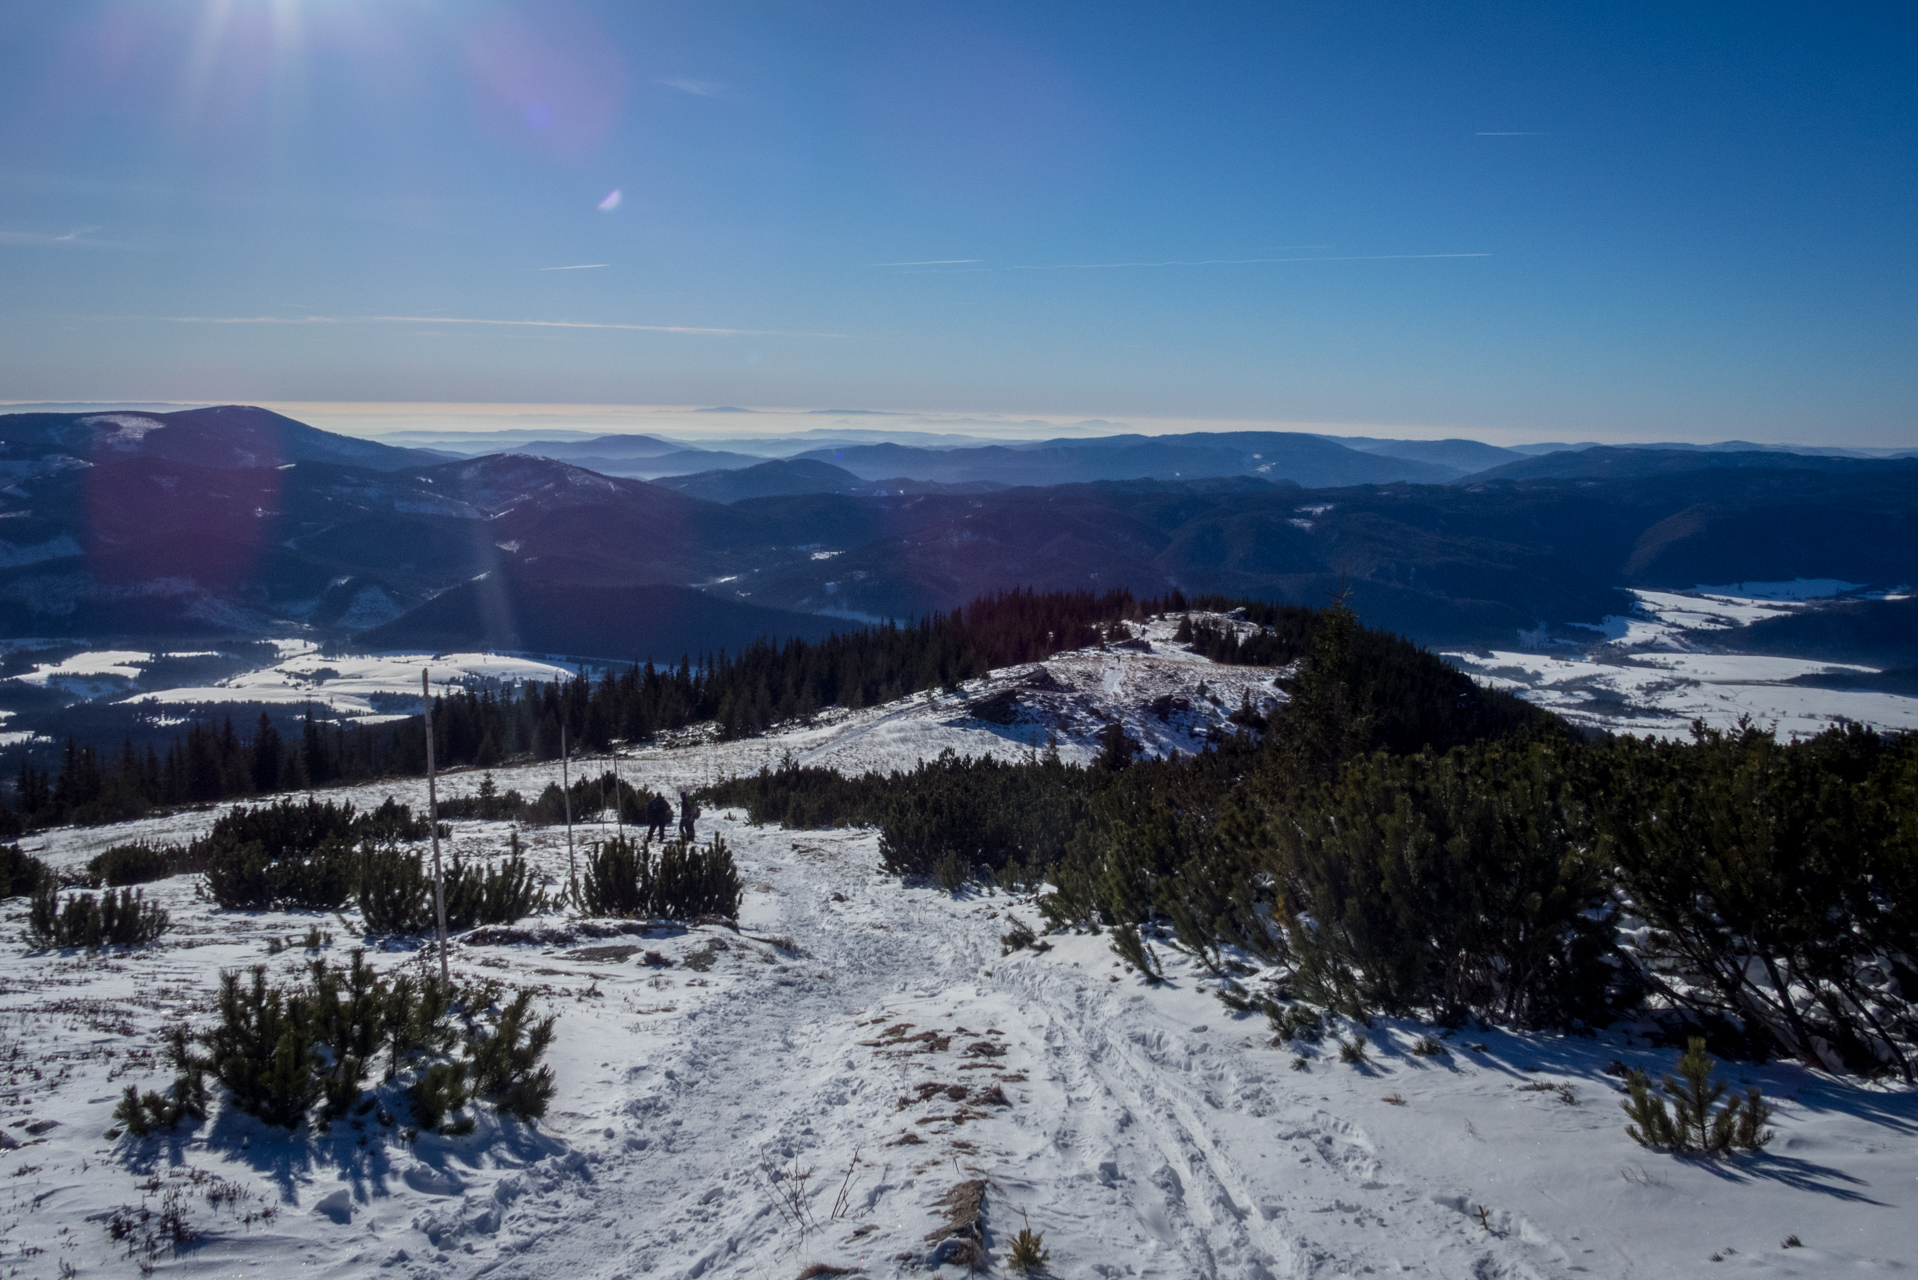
[[4, 589, 1184, 829]]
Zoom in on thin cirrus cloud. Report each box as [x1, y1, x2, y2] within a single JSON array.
[[160, 315, 839, 337], [0, 225, 105, 245], [538, 264, 610, 271], [874, 250, 1488, 273], [1008, 252, 1488, 270], [659, 78, 727, 97]]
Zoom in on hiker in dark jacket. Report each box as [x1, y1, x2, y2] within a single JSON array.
[[646, 794, 671, 842], [678, 790, 699, 842]]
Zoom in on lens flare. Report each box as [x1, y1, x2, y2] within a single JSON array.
[[466, 7, 629, 160], [597, 189, 622, 211]]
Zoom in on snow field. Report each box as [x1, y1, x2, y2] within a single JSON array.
[[0, 633, 1913, 1278], [121, 648, 580, 720], [5, 800, 1915, 1279]]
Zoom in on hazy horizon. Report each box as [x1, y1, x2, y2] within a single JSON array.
[[5, 399, 1915, 454]]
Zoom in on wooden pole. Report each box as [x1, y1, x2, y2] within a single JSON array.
[[611, 744, 624, 838], [561, 722, 575, 885], [423, 669, 448, 984]]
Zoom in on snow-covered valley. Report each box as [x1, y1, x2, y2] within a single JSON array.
[[1, 634, 1914, 1279], [1447, 581, 1918, 739]]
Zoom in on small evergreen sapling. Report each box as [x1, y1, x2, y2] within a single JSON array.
[[112, 1028, 208, 1138], [1006, 1218, 1051, 1274], [1109, 923, 1163, 982], [1622, 1038, 1774, 1156], [1000, 918, 1051, 955], [469, 989, 557, 1121], [1266, 1002, 1325, 1044]]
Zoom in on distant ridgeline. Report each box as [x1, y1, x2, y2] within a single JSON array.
[[4, 587, 1475, 832]]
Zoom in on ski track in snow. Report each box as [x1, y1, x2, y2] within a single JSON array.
[[2, 623, 1914, 1278]]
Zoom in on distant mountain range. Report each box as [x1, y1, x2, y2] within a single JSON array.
[[651, 459, 1006, 503], [0, 404, 436, 477], [1470, 446, 1918, 483], [783, 432, 1462, 488], [479, 424, 1918, 490], [359, 578, 841, 661], [0, 405, 1913, 663]]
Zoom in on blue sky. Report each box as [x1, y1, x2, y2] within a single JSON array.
[[1, 1, 1913, 444]]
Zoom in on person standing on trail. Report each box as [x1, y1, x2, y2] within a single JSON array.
[[645, 793, 671, 842], [678, 789, 699, 842]]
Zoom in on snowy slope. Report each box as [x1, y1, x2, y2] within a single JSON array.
[[120, 645, 579, 721], [1448, 582, 1918, 739], [1, 633, 1914, 1279]]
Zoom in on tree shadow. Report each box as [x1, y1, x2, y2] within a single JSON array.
[[115, 1094, 569, 1209], [1689, 1150, 1890, 1205]]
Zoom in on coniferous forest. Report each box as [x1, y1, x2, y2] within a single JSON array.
[[2, 589, 1145, 832]]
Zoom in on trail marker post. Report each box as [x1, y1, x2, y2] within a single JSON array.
[[561, 723, 575, 887], [422, 669, 449, 984]]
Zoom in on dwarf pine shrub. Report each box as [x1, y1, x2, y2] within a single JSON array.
[[113, 1028, 208, 1138], [203, 836, 357, 910], [1001, 920, 1052, 955], [468, 989, 557, 1122], [197, 798, 359, 858], [575, 836, 654, 918], [436, 774, 528, 821], [199, 798, 431, 911], [88, 842, 180, 887], [0, 844, 49, 899], [27, 885, 170, 949], [515, 772, 644, 826], [1622, 1038, 1774, 1156], [446, 847, 543, 929], [1267, 1002, 1326, 1044], [409, 1062, 473, 1134], [932, 851, 972, 892], [575, 835, 741, 921], [202, 838, 273, 908], [654, 835, 743, 918], [201, 953, 556, 1132], [356, 846, 432, 934], [1109, 923, 1163, 982], [205, 966, 322, 1129], [706, 762, 882, 829], [357, 839, 543, 935]]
